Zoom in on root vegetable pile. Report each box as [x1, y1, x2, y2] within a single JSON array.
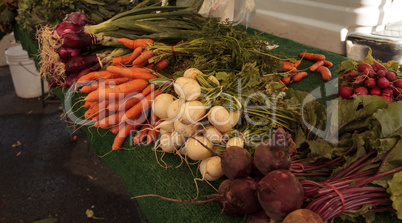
[[337, 52, 402, 102]]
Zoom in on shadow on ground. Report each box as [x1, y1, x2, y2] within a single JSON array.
[[0, 66, 148, 222]]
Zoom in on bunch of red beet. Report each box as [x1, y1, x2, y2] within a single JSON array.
[[338, 61, 402, 102]]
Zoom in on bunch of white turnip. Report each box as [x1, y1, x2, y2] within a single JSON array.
[[152, 68, 242, 181]]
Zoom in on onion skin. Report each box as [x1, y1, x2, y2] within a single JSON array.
[[54, 22, 83, 37], [65, 54, 98, 73], [61, 33, 93, 49]]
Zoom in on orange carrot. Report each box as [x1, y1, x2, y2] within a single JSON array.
[[317, 66, 332, 82], [132, 60, 149, 68], [281, 76, 291, 85], [98, 111, 123, 129], [107, 93, 142, 112], [310, 60, 325, 72], [77, 71, 111, 83], [292, 72, 308, 82], [281, 61, 297, 71], [299, 52, 326, 61], [121, 89, 162, 123], [93, 100, 109, 121], [112, 46, 143, 66], [155, 59, 169, 70], [84, 102, 100, 119], [294, 60, 302, 68], [80, 77, 131, 94], [117, 38, 154, 50], [146, 111, 161, 144], [112, 123, 138, 150], [106, 66, 157, 80], [85, 79, 149, 102], [133, 124, 149, 144], [111, 125, 120, 134], [323, 60, 333, 67], [132, 50, 154, 66], [83, 101, 97, 109], [110, 84, 154, 112]]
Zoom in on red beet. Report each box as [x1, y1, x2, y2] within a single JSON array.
[[219, 178, 261, 216], [247, 210, 271, 223], [221, 146, 253, 179], [338, 85, 354, 99], [254, 128, 296, 175], [257, 170, 304, 221]]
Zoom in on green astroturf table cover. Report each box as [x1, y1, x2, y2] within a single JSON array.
[[14, 23, 402, 223]]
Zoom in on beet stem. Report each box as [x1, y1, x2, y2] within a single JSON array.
[[131, 194, 218, 204]]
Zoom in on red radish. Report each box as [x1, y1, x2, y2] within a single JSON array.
[[353, 76, 366, 85], [386, 72, 397, 81], [357, 63, 375, 77], [354, 87, 369, 95], [394, 79, 402, 88], [370, 87, 382, 96], [376, 69, 387, 77], [347, 70, 359, 78], [377, 77, 390, 88], [364, 78, 376, 88], [257, 169, 304, 221], [372, 61, 387, 72], [393, 88, 402, 99], [338, 85, 354, 99], [381, 95, 392, 102], [381, 87, 393, 96]]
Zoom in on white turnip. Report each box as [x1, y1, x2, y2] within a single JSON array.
[[185, 136, 214, 161], [203, 125, 223, 144], [180, 100, 206, 124], [199, 156, 224, 181], [152, 93, 176, 119], [166, 98, 185, 121], [174, 77, 201, 101], [183, 67, 203, 79]]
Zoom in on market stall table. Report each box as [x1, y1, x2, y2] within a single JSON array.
[[14, 23, 401, 223]]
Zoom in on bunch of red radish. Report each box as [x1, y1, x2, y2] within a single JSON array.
[[338, 61, 402, 102]]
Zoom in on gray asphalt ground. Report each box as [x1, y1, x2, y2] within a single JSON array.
[[0, 65, 147, 223]]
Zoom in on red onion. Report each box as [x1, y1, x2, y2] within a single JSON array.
[[54, 22, 82, 37], [61, 33, 93, 49], [63, 12, 97, 27], [58, 48, 81, 60]]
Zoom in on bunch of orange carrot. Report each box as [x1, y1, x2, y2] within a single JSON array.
[[280, 52, 333, 86], [77, 38, 168, 151]]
